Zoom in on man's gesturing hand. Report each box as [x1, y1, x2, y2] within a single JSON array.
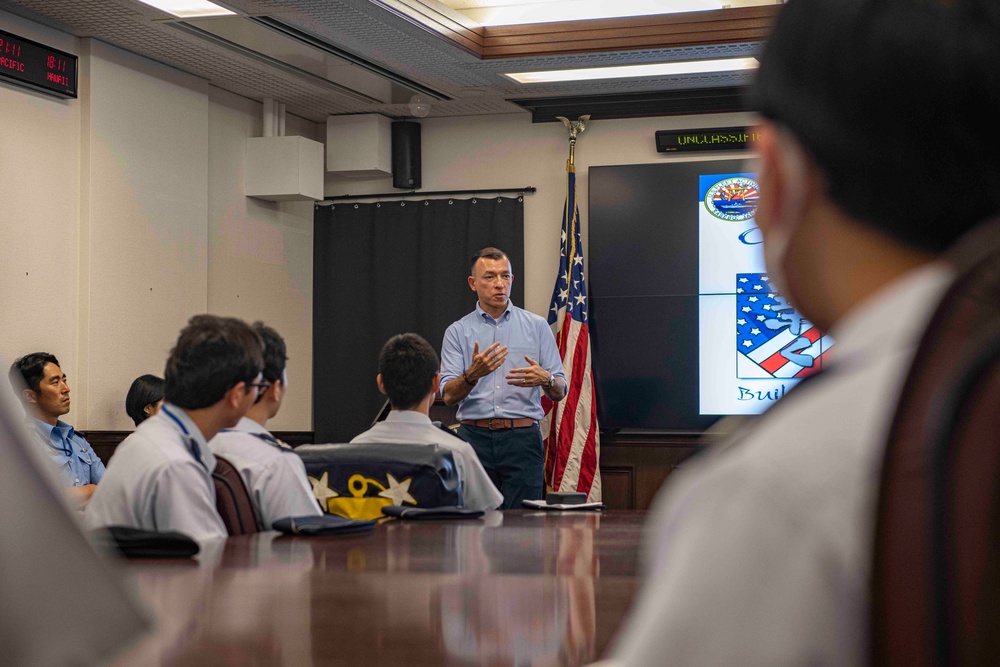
[[506, 356, 549, 387], [466, 341, 508, 382]]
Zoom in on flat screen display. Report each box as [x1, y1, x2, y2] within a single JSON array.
[[0, 29, 77, 98], [589, 160, 832, 433]]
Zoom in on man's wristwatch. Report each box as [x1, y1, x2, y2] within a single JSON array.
[[546, 372, 556, 388], [463, 371, 477, 386]]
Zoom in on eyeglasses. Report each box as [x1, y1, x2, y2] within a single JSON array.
[[247, 379, 271, 395]]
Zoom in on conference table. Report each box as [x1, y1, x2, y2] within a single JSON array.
[[114, 510, 647, 666]]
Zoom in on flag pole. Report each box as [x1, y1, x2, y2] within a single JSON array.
[[543, 114, 602, 502], [556, 115, 590, 292], [558, 114, 591, 168]]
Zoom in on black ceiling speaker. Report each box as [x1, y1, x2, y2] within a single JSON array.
[[392, 120, 421, 189]]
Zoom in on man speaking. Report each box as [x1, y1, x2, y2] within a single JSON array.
[[440, 247, 566, 509]]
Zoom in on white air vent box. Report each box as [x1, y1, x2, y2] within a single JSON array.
[[245, 136, 324, 202], [326, 114, 392, 178]]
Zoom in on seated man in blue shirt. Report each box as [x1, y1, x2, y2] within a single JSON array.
[[440, 247, 567, 509], [8, 352, 106, 509]]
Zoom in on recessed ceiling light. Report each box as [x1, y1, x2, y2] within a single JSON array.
[[504, 57, 758, 84], [135, 0, 235, 18]]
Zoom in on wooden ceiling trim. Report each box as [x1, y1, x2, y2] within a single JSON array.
[[481, 7, 778, 58], [483, 16, 775, 46], [371, 2, 779, 61], [484, 5, 778, 37], [483, 30, 767, 58], [372, 0, 486, 55]]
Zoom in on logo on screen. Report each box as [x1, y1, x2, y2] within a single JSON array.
[[705, 177, 759, 222]]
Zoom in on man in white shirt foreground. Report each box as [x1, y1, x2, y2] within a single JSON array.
[[611, 0, 1000, 665], [87, 315, 265, 540], [210, 321, 322, 528], [351, 333, 503, 512]]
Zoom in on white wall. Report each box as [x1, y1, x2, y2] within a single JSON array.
[[325, 112, 756, 316], [207, 87, 318, 431], [0, 10, 81, 392], [81, 39, 210, 429]]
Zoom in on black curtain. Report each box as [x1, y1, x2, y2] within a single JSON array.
[[313, 197, 524, 442]]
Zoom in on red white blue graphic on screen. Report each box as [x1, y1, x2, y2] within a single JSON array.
[[736, 273, 831, 379]]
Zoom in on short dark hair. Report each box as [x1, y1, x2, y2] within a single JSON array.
[[753, 0, 1000, 252], [9, 352, 60, 397], [163, 315, 264, 410], [470, 247, 509, 274], [378, 333, 439, 410], [253, 321, 287, 383], [125, 374, 164, 427]]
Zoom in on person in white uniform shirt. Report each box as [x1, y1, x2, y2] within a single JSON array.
[[351, 333, 502, 512], [209, 321, 322, 528], [611, 1, 1000, 665], [87, 315, 266, 540]]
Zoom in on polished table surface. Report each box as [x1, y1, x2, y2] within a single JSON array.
[[115, 510, 647, 666]]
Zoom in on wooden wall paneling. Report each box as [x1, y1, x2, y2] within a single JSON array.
[[84, 430, 316, 466], [599, 433, 703, 511], [600, 464, 636, 510]]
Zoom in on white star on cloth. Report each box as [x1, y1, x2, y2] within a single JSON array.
[[751, 328, 761, 335], [737, 319, 747, 326], [378, 473, 417, 506], [748, 296, 759, 302], [311, 471, 339, 506], [742, 340, 753, 347], [574, 293, 587, 305], [573, 256, 584, 265], [739, 277, 748, 283]]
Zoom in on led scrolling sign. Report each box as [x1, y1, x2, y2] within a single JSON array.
[[0, 29, 78, 98], [655, 127, 763, 153]]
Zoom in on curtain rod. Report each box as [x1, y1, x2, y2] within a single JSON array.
[[321, 186, 536, 203]]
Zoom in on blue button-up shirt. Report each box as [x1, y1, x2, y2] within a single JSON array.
[[440, 302, 566, 421], [27, 417, 106, 487]]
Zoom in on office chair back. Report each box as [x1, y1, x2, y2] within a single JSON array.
[[212, 454, 263, 535], [296, 443, 463, 520], [872, 219, 1000, 667]]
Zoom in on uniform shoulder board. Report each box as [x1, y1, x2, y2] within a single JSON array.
[[251, 431, 294, 451]]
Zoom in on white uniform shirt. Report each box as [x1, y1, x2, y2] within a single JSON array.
[[86, 403, 227, 540], [209, 416, 322, 528], [350, 410, 503, 512], [612, 264, 953, 667]]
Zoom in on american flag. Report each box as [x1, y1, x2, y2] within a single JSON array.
[[540, 161, 601, 502], [736, 272, 833, 379]]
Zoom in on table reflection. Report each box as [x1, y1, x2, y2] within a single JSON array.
[[117, 511, 643, 666]]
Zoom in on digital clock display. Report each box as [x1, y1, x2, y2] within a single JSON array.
[[655, 127, 762, 153], [0, 29, 78, 98]]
